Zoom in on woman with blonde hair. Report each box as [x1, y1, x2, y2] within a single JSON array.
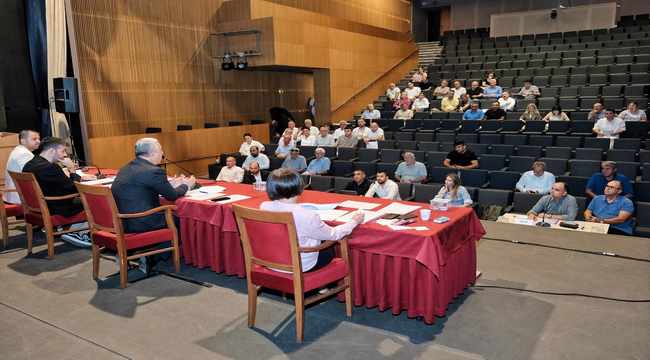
[[434, 173, 473, 207], [520, 103, 542, 122]]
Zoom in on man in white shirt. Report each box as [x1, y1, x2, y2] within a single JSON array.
[[365, 171, 400, 200], [386, 83, 401, 101], [242, 145, 270, 170], [451, 80, 466, 100], [361, 104, 381, 121], [404, 82, 421, 100], [394, 103, 414, 120], [286, 120, 300, 140], [593, 109, 626, 139], [498, 91, 516, 111], [4, 130, 41, 204], [298, 127, 316, 146], [352, 119, 371, 140], [364, 122, 385, 149], [333, 120, 348, 140], [411, 93, 430, 112], [216, 156, 244, 183], [238, 133, 265, 156], [314, 126, 335, 147], [517, 80, 540, 99], [304, 119, 319, 137], [516, 161, 555, 194]]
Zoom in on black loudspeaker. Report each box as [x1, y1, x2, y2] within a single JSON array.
[[54, 77, 79, 113]]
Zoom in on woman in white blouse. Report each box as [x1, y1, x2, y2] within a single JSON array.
[[618, 101, 647, 122], [542, 106, 570, 122]]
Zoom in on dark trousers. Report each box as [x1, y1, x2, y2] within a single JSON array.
[[607, 226, 630, 236], [306, 246, 335, 272]]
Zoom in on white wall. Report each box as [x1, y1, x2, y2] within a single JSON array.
[[449, 0, 650, 30]]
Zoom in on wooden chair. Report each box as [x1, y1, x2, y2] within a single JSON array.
[[75, 183, 180, 289], [9, 171, 87, 258], [232, 204, 352, 342], [0, 189, 24, 247]]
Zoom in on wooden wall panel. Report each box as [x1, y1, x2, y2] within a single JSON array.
[[69, 0, 313, 138]]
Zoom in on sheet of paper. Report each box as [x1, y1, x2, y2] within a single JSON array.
[[211, 194, 251, 204], [186, 192, 226, 201], [376, 203, 421, 216], [300, 203, 341, 211], [387, 224, 430, 231], [336, 210, 383, 224], [376, 219, 398, 226], [338, 200, 381, 210], [198, 185, 226, 194], [80, 177, 115, 186], [314, 209, 349, 221]]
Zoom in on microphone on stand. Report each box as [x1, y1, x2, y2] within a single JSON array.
[[76, 159, 106, 179], [161, 156, 201, 189], [536, 195, 551, 227]]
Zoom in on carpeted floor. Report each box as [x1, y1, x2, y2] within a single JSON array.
[[0, 222, 648, 360]]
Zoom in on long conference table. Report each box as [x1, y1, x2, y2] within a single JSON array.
[[174, 182, 485, 324]]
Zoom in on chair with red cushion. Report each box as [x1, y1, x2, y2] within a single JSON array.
[[9, 171, 87, 258], [75, 182, 180, 289], [232, 204, 352, 342], [0, 189, 24, 247]]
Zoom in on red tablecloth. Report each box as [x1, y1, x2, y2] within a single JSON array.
[[175, 182, 485, 324]]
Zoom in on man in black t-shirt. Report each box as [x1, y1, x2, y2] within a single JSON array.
[[444, 140, 479, 169], [345, 169, 371, 195], [462, 80, 484, 111], [484, 101, 506, 121]]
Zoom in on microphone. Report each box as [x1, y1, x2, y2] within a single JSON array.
[[161, 156, 201, 190], [76, 159, 106, 179], [536, 195, 552, 227]]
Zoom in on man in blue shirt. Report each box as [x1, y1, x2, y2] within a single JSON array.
[[304, 147, 331, 175], [482, 78, 502, 98], [394, 152, 427, 183], [463, 101, 485, 121], [584, 180, 635, 235], [586, 161, 633, 199], [516, 161, 555, 194], [281, 148, 307, 172]]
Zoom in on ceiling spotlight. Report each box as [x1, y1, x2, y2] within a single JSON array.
[[236, 52, 248, 70], [221, 53, 234, 71]]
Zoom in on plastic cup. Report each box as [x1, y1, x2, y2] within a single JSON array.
[[420, 208, 432, 221]]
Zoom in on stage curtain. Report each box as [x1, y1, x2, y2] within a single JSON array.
[[46, 0, 70, 142], [24, 0, 51, 136]]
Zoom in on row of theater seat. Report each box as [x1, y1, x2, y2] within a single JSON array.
[[439, 47, 650, 65], [443, 23, 649, 39]]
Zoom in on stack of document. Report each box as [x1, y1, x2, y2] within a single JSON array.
[[186, 185, 227, 201]]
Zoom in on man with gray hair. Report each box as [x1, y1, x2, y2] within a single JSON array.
[[216, 156, 245, 183], [394, 152, 427, 183], [304, 147, 331, 175], [112, 137, 196, 234], [516, 161, 555, 194], [4, 130, 41, 204]]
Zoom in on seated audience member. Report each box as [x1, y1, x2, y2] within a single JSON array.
[[412, 67, 429, 89], [242, 145, 270, 170], [587, 102, 605, 121], [593, 109, 625, 139], [238, 133, 265, 156], [260, 168, 363, 272], [315, 126, 335, 147], [281, 148, 307, 172], [463, 101, 485, 121], [482, 71, 497, 87], [520, 103, 542, 122], [516, 161, 555, 194], [444, 140, 479, 169], [482, 78, 502, 98], [4, 130, 40, 204], [432, 79, 451, 98], [275, 131, 295, 159], [393, 93, 412, 110], [333, 120, 348, 140], [517, 79, 540, 99], [394, 102, 414, 120], [112, 137, 195, 235], [439, 91, 459, 112], [584, 180, 635, 235], [365, 171, 400, 200], [462, 81, 483, 110], [286, 120, 300, 140], [395, 152, 427, 184], [304, 147, 331, 175], [543, 106, 570, 122], [304, 119, 319, 137], [527, 182, 578, 221], [362, 104, 381, 121], [451, 80, 466, 101], [364, 121, 385, 149], [242, 161, 267, 184], [352, 119, 371, 140], [23, 137, 94, 245], [345, 169, 371, 195], [498, 91, 516, 111], [618, 101, 647, 122], [297, 127, 316, 146], [484, 101, 506, 121], [336, 127, 358, 148], [404, 82, 421, 100], [411, 93, 430, 112], [586, 161, 633, 199], [386, 83, 401, 102], [434, 173, 473, 207], [217, 156, 245, 183]]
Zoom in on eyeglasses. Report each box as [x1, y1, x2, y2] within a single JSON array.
[[605, 185, 621, 190]]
